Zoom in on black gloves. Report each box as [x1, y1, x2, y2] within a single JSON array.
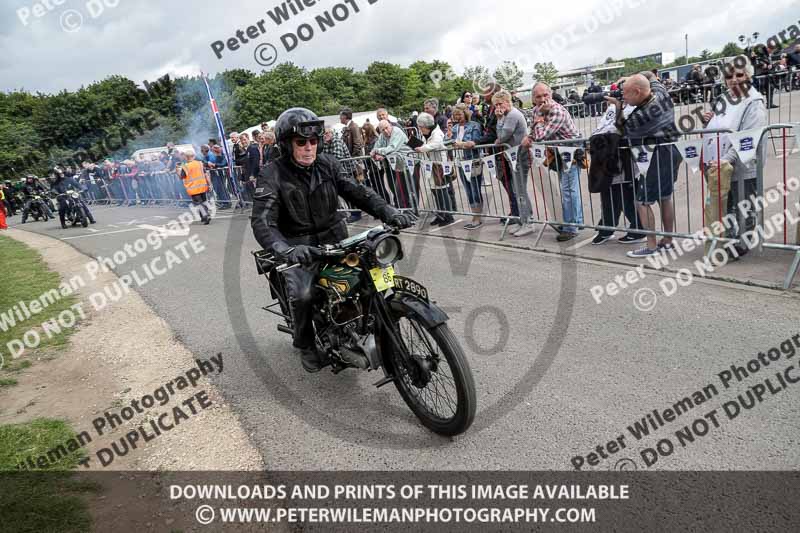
[[287, 245, 318, 265], [388, 211, 417, 229], [273, 242, 319, 265]]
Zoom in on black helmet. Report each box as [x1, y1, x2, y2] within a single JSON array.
[[274, 107, 324, 155]]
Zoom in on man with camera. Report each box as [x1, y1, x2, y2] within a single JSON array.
[[606, 73, 681, 258]]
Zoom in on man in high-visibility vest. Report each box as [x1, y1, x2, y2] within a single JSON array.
[[179, 151, 211, 224]]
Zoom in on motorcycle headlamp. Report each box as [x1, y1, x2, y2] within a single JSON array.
[[369, 234, 403, 267]]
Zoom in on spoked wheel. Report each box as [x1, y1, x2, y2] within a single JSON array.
[[385, 312, 476, 436]]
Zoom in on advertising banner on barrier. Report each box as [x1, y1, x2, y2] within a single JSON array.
[[557, 146, 579, 172], [531, 145, 547, 168], [405, 156, 416, 174], [460, 159, 472, 179], [443, 160, 453, 176], [483, 154, 497, 180], [674, 139, 704, 174], [631, 146, 653, 177], [423, 160, 433, 181], [505, 146, 519, 172], [728, 127, 765, 165]]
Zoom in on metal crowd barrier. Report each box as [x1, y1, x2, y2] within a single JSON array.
[[81, 166, 249, 209], [336, 143, 519, 229], [561, 72, 799, 140], [339, 122, 800, 289]]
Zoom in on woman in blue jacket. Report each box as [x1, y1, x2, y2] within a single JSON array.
[[451, 104, 484, 229]]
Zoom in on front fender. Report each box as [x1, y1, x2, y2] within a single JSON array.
[[386, 292, 449, 329]]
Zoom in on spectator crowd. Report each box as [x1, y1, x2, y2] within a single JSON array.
[[2, 39, 794, 262]]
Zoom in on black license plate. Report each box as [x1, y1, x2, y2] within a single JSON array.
[[392, 276, 429, 303]]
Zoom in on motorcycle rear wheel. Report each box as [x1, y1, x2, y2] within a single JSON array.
[[384, 312, 476, 436]]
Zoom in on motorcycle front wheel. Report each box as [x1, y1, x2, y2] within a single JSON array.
[[383, 310, 476, 437]]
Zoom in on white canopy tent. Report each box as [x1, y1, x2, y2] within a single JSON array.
[[318, 111, 399, 132]]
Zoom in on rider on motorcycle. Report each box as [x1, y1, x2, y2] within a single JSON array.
[[52, 168, 96, 228], [20, 175, 53, 223], [250, 107, 416, 372]]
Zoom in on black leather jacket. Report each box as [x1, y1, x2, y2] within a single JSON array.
[[251, 153, 396, 251], [52, 176, 81, 195], [22, 182, 48, 198]]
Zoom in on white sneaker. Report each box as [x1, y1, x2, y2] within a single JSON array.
[[512, 224, 534, 237]]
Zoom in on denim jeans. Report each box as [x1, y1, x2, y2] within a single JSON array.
[[512, 148, 533, 224], [559, 164, 583, 234], [458, 166, 484, 209]]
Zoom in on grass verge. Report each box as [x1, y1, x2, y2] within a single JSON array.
[[0, 419, 97, 532], [0, 234, 81, 368], [0, 236, 95, 531]]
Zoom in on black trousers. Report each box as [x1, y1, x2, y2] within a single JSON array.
[[598, 181, 644, 238], [282, 265, 318, 349], [496, 155, 518, 217], [191, 192, 210, 221]]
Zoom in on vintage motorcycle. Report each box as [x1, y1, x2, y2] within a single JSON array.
[[56, 190, 89, 228], [27, 194, 51, 222], [253, 224, 477, 436]]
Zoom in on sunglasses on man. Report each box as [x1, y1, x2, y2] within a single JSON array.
[[294, 137, 319, 147], [724, 71, 747, 80]]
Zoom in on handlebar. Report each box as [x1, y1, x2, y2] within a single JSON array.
[[274, 222, 405, 272]]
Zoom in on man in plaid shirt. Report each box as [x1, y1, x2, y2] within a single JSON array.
[[523, 82, 583, 241], [322, 127, 363, 222]]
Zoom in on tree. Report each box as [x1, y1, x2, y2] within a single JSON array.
[[699, 49, 712, 60], [719, 42, 744, 58], [364, 62, 408, 109], [532, 62, 559, 87], [494, 61, 524, 90], [462, 65, 492, 94], [234, 63, 323, 126]]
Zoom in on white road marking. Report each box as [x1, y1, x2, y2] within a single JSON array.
[[137, 224, 190, 237], [61, 227, 146, 240]]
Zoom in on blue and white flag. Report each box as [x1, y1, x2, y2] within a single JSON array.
[[202, 73, 239, 196]]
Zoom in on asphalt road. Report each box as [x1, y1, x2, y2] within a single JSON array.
[[8, 204, 800, 471]]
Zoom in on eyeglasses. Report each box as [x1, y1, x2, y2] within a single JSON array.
[[464, 94, 472, 98], [724, 72, 747, 80], [294, 137, 319, 147]]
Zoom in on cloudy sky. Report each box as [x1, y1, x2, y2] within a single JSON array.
[[0, 0, 797, 93]]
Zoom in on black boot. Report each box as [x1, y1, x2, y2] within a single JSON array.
[[299, 347, 328, 373]]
